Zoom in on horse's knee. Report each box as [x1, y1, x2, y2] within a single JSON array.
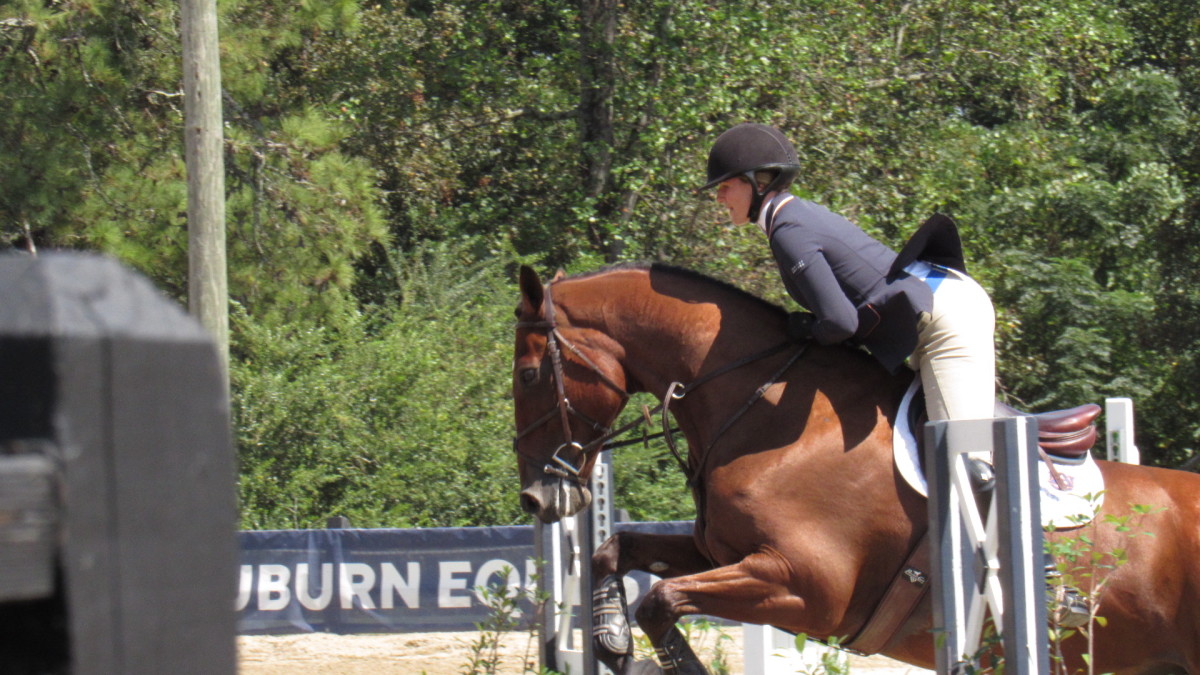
[[634, 580, 685, 639], [592, 531, 627, 578]]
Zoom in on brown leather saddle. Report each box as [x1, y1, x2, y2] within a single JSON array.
[[994, 400, 1101, 462], [907, 386, 1101, 463]]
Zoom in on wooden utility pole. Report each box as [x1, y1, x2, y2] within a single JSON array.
[[181, 0, 229, 383]]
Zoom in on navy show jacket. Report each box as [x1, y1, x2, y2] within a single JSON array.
[[766, 195, 937, 373]]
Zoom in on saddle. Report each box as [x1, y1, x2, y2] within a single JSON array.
[[994, 400, 1101, 462], [907, 389, 1101, 463]]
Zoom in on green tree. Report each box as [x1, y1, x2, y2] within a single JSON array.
[[6, 0, 1200, 527], [235, 239, 525, 528]]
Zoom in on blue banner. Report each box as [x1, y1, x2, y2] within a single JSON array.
[[237, 521, 692, 634]]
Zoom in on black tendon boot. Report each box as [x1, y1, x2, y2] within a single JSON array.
[[966, 457, 995, 493], [655, 626, 708, 675], [1044, 552, 1090, 628], [592, 575, 633, 657]]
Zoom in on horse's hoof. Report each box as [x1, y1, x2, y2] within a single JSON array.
[[594, 629, 632, 660], [598, 652, 639, 674]]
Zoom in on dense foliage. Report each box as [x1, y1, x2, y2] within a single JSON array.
[[3, 0, 1199, 527]]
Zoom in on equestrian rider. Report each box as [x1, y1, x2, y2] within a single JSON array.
[[699, 123, 1088, 627], [699, 122, 996, 426]]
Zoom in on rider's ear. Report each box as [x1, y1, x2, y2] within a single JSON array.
[[518, 265, 544, 316]]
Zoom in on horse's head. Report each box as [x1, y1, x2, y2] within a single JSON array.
[[512, 265, 630, 523]]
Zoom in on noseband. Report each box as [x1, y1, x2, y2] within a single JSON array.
[[513, 282, 809, 486]]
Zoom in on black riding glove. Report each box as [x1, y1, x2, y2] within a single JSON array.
[[786, 311, 816, 343]]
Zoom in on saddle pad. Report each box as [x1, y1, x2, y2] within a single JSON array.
[[893, 376, 1104, 529]]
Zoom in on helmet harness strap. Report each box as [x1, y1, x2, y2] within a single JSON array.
[[745, 170, 794, 223]]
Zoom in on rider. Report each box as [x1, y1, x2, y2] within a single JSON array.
[[699, 122, 1087, 627], [699, 122, 996, 424]]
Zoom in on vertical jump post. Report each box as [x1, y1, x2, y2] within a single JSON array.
[[536, 450, 615, 675], [925, 416, 1049, 675], [1105, 397, 1139, 465]]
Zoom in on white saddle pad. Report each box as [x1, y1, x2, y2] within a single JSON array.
[[893, 377, 1104, 529]]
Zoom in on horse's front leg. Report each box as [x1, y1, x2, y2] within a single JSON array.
[[591, 532, 714, 675], [636, 550, 814, 675]]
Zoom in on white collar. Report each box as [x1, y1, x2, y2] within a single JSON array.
[[756, 193, 794, 237]]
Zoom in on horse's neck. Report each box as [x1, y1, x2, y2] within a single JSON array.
[[612, 301, 893, 453], [612, 310, 763, 395], [558, 270, 820, 437], [601, 294, 789, 434]]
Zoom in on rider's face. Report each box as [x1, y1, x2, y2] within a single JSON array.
[[716, 178, 753, 226]]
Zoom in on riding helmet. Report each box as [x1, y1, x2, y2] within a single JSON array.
[[701, 123, 801, 221]]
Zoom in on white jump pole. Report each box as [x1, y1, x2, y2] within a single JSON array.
[[744, 623, 848, 674], [1105, 397, 1140, 465]]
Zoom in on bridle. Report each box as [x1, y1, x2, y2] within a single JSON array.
[[513, 281, 809, 486], [512, 282, 630, 483]]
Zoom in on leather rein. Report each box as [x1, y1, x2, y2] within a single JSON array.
[[513, 282, 808, 486]]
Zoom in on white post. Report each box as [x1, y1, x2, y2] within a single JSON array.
[[742, 623, 776, 675], [926, 416, 1049, 675], [537, 452, 615, 675], [743, 624, 805, 674], [1105, 398, 1140, 464], [556, 514, 585, 675], [744, 624, 845, 674]]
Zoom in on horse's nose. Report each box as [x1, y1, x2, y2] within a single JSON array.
[[520, 490, 542, 515]]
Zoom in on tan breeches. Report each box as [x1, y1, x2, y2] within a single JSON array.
[[910, 267, 996, 423]]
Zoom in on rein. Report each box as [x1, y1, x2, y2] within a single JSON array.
[[664, 341, 808, 486], [513, 282, 808, 486]]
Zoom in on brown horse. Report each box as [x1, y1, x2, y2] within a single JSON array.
[[511, 263, 1200, 674]]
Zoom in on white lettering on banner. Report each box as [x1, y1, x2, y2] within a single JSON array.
[[473, 559, 524, 608], [340, 563, 376, 609], [297, 563, 334, 610], [258, 564, 292, 611], [380, 562, 420, 609], [236, 560, 545, 612], [236, 565, 254, 610], [439, 561, 472, 608], [525, 559, 538, 590]]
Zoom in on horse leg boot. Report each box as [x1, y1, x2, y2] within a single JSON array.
[[591, 533, 715, 674], [592, 574, 634, 669], [654, 626, 708, 675], [1044, 551, 1090, 628], [967, 457, 995, 507], [593, 579, 703, 674]]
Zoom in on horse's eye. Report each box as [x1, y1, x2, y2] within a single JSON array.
[[519, 367, 539, 386]]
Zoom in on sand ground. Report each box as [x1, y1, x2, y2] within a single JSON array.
[[237, 627, 934, 674]]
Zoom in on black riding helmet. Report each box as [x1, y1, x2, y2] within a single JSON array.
[[700, 123, 801, 222]]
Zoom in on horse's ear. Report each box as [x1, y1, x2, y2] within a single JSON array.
[[551, 268, 566, 283], [518, 265, 544, 316]]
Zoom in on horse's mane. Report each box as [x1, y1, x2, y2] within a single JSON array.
[[562, 262, 786, 316]]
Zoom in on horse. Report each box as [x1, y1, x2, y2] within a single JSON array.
[[510, 262, 1200, 674]]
